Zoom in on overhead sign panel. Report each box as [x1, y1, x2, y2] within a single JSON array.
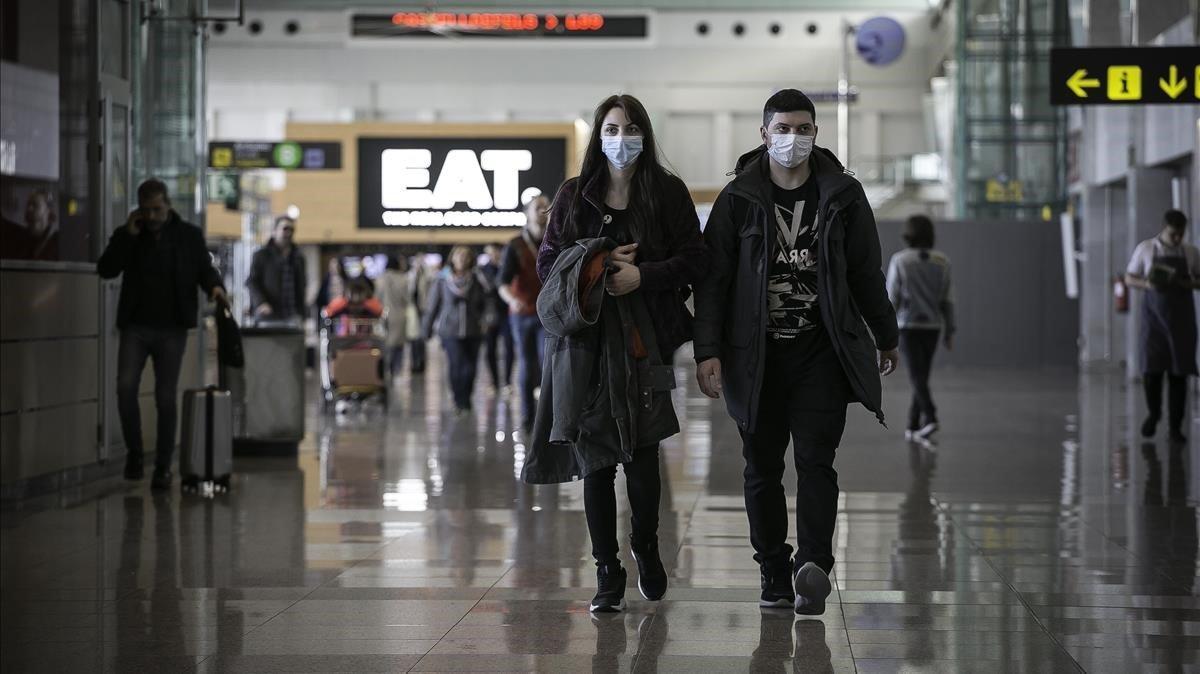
[[358, 137, 566, 230], [208, 141, 343, 170], [1050, 46, 1200, 105], [351, 12, 648, 39]]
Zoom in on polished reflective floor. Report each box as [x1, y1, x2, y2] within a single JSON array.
[[2, 350, 1198, 673]]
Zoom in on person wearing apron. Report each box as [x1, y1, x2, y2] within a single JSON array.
[[1125, 209, 1200, 443]]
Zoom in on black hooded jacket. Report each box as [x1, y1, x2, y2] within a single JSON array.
[[693, 145, 899, 431]]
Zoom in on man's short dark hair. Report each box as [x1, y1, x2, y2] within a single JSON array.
[[274, 215, 295, 230], [137, 179, 170, 205], [763, 89, 817, 128], [903, 214, 936, 248], [1165, 209, 1188, 230]]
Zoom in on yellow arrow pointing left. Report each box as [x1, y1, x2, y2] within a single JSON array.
[[1160, 65, 1188, 99], [1068, 69, 1101, 98]]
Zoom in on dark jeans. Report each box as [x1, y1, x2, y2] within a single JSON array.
[[388, 344, 406, 377], [583, 444, 661, 565], [741, 335, 850, 575], [1144, 371, 1189, 431], [117, 325, 188, 472], [442, 337, 482, 410], [485, 320, 514, 387], [510, 313, 545, 429], [409, 338, 427, 373], [899, 328, 940, 430]]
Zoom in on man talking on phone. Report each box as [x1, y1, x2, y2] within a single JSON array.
[[98, 179, 227, 490]]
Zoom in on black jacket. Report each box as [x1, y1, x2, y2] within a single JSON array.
[[694, 145, 899, 431], [247, 241, 306, 318], [537, 172, 708, 359], [97, 211, 223, 330], [523, 237, 679, 484]]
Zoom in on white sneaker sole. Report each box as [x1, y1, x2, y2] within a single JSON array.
[[793, 563, 832, 615], [589, 599, 626, 613], [759, 597, 794, 608]]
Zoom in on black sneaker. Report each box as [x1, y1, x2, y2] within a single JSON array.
[[630, 536, 668, 601], [150, 469, 173, 491], [793, 562, 832, 616], [1142, 415, 1159, 438], [1169, 428, 1187, 444], [589, 563, 627, 613], [123, 456, 144, 481], [759, 563, 795, 608]]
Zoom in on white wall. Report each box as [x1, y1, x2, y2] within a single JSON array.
[[207, 9, 944, 190]]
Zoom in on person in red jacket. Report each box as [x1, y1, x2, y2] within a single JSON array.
[[498, 194, 550, 433]]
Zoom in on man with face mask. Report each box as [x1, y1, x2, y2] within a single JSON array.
[[1125, 209, 1200, 443], [693, 89, 899, 614], [499, 193, 551, 433], [98, 179, 228, 490]]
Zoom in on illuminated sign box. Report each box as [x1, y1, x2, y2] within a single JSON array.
[[209, 141, 343, 170], [351, 12, 648, 39], [358, 137, 567, 230], [1050, 46, 1200, 106]]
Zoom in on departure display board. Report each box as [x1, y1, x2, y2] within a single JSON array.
[[351, 12, 648, 39], [1050, 46, 1200, 105], [358, 136, 567, 230]]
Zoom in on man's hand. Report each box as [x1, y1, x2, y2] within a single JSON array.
[[605, 261, 641, 297], [255, 303, 273, 317], [944, 334, 954, 351], [125, 209, 144, 236], [696, 358, 723, 399], [610, 243, 639, 265], [879, 348, 899, 376], [211, 287, 229, 306]]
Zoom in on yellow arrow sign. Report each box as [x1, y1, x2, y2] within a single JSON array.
[[1159, 65, 1188, 99], [1067, 69, 1101, 97]]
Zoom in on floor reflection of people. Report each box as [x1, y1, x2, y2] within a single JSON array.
[[115, 494, 185, 669], [893, 443, 945, 667], [750, 611, 832, 673], [1138, 441, 1198, 672]]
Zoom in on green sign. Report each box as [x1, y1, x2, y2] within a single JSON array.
[[208, 141, 342, 170], [1051, 46, 1200, 105]]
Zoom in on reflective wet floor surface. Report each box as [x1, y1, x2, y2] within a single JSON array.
[[2, 355, 1198, 673]]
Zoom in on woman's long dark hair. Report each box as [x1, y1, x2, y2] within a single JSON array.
[[560, 94, 674, 248]]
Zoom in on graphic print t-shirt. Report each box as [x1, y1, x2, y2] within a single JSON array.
[[767, 178, 821, 337]]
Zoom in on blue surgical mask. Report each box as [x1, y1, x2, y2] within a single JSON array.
[[601, 136, 643, 170]]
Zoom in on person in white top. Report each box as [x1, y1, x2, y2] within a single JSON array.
[[1124, 209, 1200, 442]]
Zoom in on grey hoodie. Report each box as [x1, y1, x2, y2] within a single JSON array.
[[886, 248, 956, 335]]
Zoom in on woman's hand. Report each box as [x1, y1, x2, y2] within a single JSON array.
[[605, 261, 641, 296], [610, 243, 639, 265]]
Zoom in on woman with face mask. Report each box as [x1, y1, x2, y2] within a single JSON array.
[[533, 94, 709, 613]]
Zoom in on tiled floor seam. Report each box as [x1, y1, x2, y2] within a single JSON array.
[[405, 561, 515, 673], [1071, 509, 1195, 594], [930, 494, 1088, 674], [832, 567, 860, 674]]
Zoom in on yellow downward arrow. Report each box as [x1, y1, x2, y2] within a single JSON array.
[[1160, 65, 1188, 99], [1067, 69, 1100, 98]]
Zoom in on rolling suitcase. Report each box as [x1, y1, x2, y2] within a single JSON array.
[[180, 386, 233, 495]]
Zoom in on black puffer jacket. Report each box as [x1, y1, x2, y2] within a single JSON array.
[[693, 145, 899, 431]]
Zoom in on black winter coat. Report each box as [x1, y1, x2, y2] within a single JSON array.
[[693, 145, 899, 431], [537, 172, 708, 359], [96, 211, 223, 330]]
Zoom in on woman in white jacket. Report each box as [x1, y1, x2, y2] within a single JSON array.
[[376, 255, 412, 379]]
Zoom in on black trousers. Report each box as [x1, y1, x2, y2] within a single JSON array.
[[899, 328, 940, 430], [442, 337, 482, 410], [741, 333, 850, 575], [1144, 371, 1189, 431], [117, 326, 188, 472], [484, 321, 514, 388], [409, 338, 427, 373], [583, 444, 661, 565]]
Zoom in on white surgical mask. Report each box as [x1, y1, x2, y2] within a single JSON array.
[[767, 133, 814, 169], [601, 136, 643, 170]]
